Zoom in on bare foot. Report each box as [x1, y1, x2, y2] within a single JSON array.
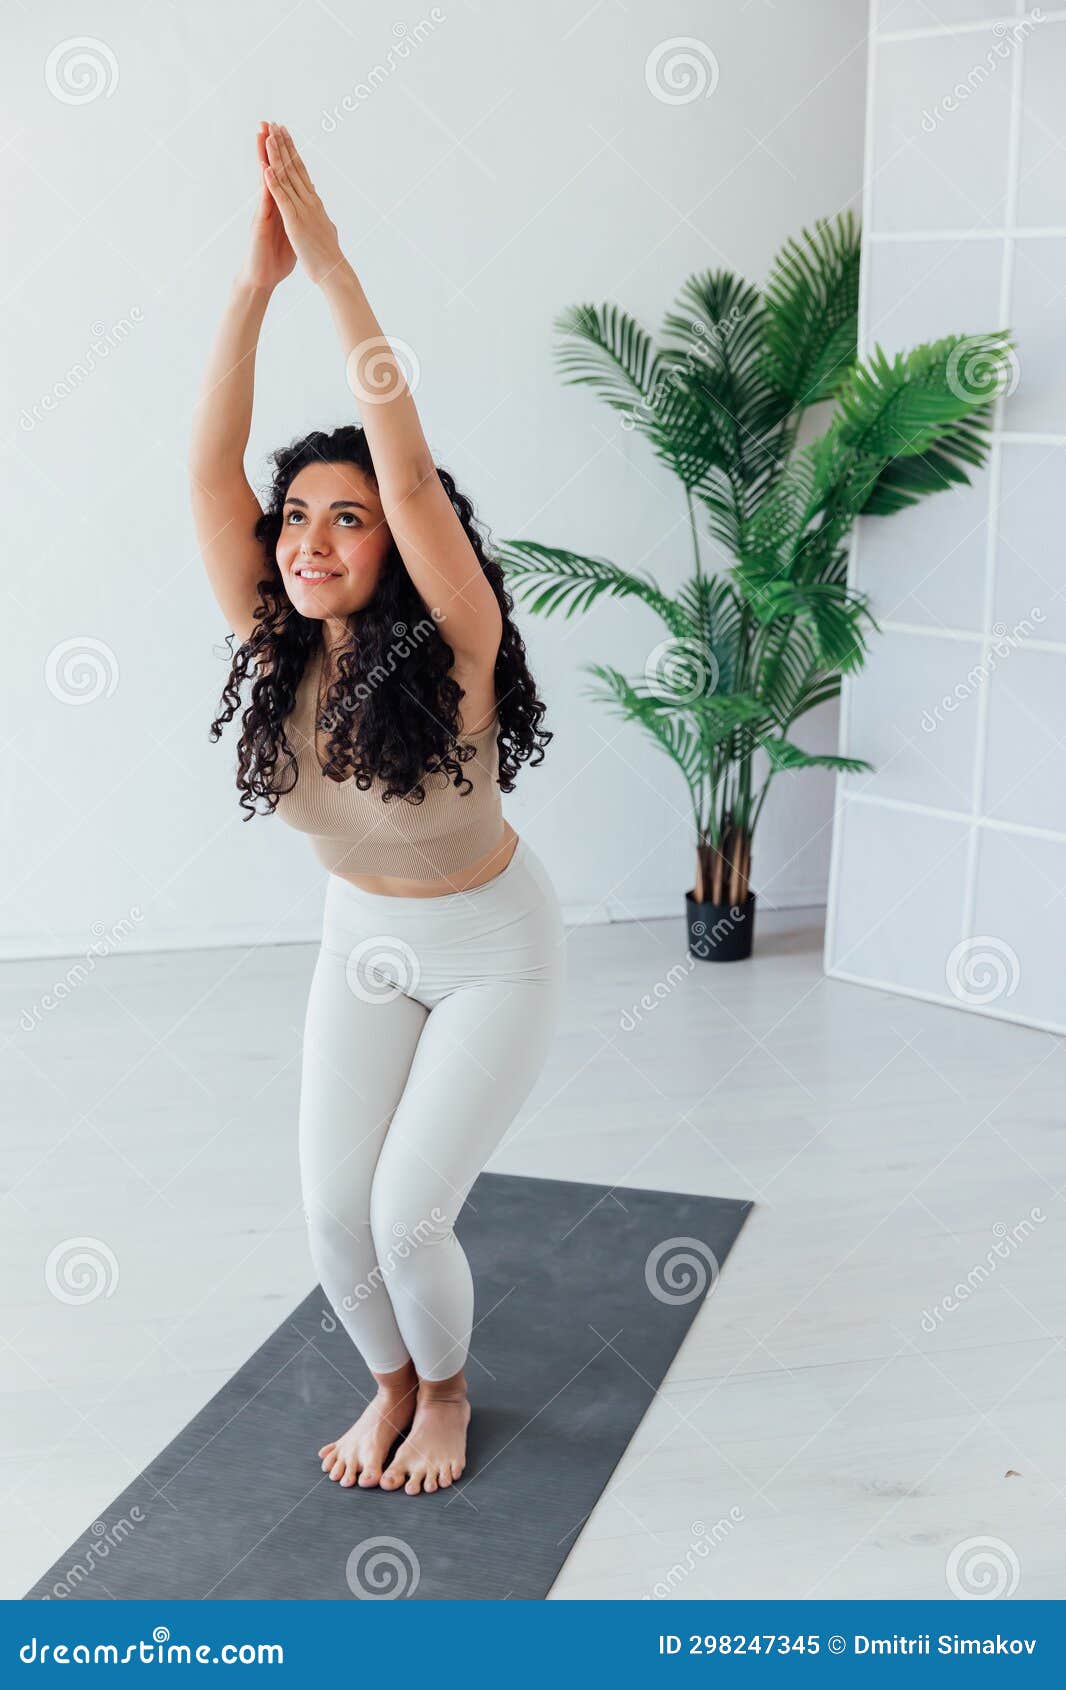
[[379, 1378, 471, 1495], [318, 1382, 417, 1489]]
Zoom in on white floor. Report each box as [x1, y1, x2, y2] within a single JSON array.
[[4, 901, 1064, 1601]]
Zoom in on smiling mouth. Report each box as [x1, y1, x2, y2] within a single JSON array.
[[295, 567, 341, 580]]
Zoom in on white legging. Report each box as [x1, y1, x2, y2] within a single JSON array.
[[297, 835, 566, 1382]]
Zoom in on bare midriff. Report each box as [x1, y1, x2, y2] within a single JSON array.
[[329, 819, 521, 898]]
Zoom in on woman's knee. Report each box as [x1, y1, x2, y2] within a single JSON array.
[[369, 1186, 454, 1264]]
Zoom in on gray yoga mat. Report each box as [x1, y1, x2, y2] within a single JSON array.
[[26, 1172, 752, 1602]]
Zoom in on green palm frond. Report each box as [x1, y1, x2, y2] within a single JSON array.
[[762, 210, 861, 408], [675, 571, 743, 693], [662, 270, 788, 452], [581, 663, 707, 794], [860, 412, 994, 513], [496, 540, 694, 640], [584, 659, 766, 740], [751, 618, 824, 726], [759, 736, 872, 776], [553, 302, 662, 418], [829, 333, 1013, 464], [733, 574, 877, 671]]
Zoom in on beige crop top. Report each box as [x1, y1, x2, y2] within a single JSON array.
[[271, 645, 505, 882]]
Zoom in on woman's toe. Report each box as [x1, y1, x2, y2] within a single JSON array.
[[317, 1441, 336, 1460], [438, 1466, 452, 1488]]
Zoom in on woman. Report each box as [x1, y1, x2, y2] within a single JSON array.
[[190, 122, 566, 1497]]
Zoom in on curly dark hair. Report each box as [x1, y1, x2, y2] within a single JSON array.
[[209, 425, 551, 821]]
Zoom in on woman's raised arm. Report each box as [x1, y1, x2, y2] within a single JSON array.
[[189, 123, 294, 645], [262, 123, 502, 664]]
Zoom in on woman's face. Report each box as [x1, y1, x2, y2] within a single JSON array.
[[277, 460, 392, 623]]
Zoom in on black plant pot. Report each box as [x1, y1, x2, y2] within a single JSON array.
[[686, 890, 756, 962]]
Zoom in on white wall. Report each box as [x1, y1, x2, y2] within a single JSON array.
[[826, 0, 1066, 1033], [3, 0, 866, 959]]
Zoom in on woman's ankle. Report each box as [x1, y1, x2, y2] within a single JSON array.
[[417, 1369, 468, 1404], [372, 1360, 418, 1401]]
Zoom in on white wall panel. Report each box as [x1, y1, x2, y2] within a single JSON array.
[[826, 2, 1066, 1033]]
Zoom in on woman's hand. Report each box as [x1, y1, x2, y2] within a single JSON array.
[[263, 122, 344, 286], [238, 121, 298, 292]]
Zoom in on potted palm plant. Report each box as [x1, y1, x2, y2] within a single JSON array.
[[497, 210, 1014, 961]]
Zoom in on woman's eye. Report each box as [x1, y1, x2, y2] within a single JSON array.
[[284, 510, 359, 526]]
